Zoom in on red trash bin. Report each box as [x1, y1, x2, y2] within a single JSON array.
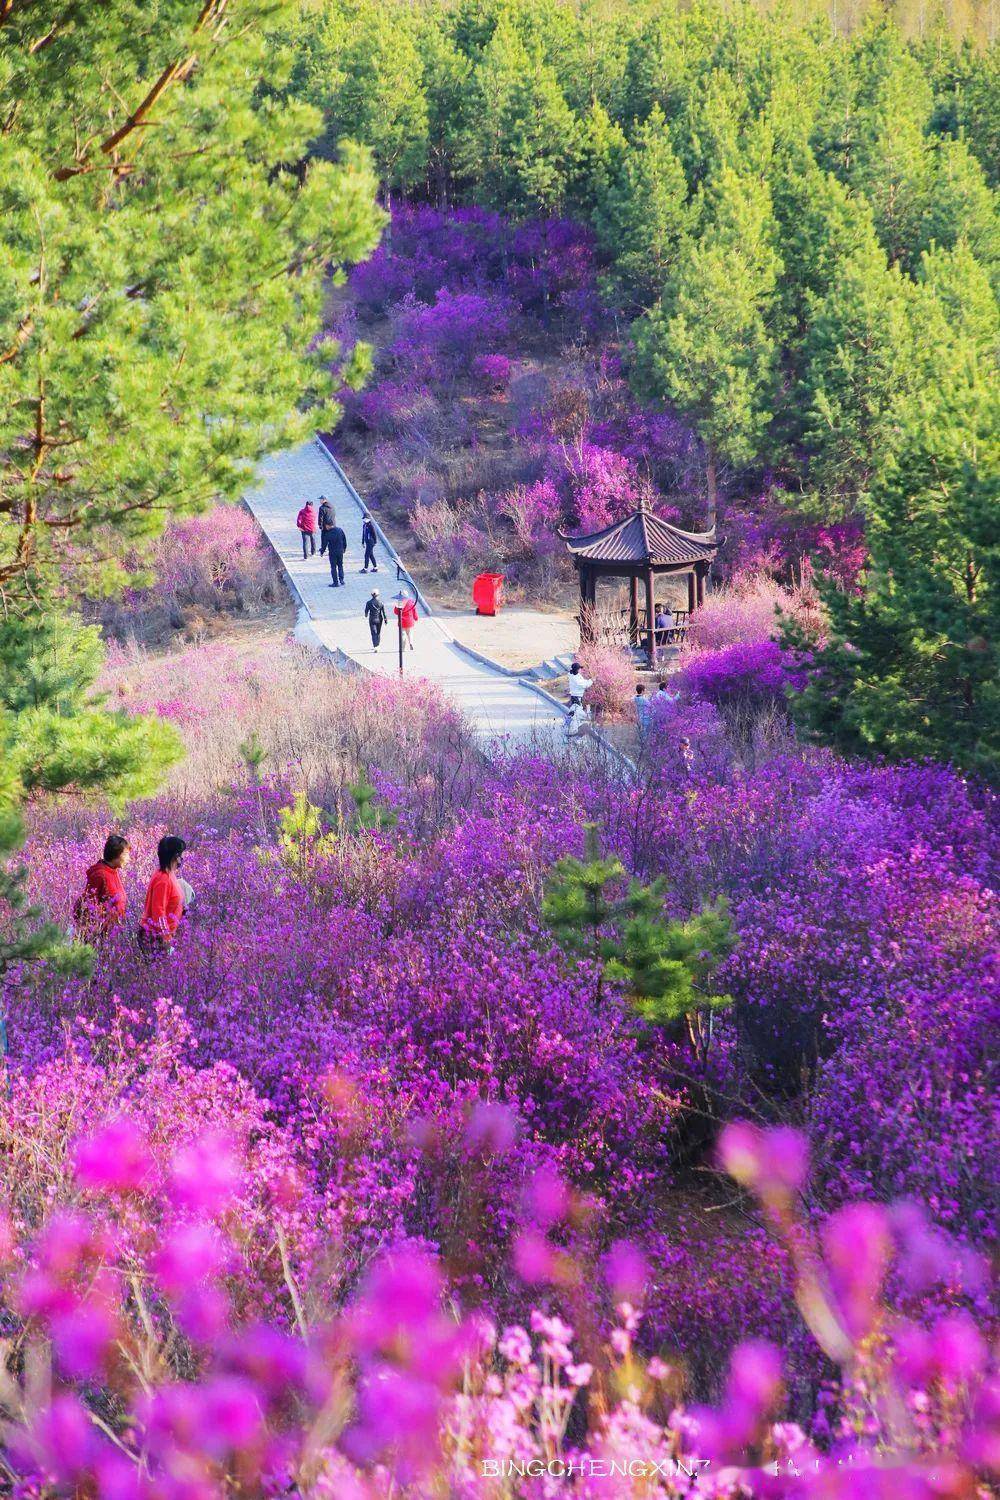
[[472, 571, 505, 616]]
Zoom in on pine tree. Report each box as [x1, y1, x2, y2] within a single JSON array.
[[0, 760, 91, 988], [631, 167, 781, 525], [0, 615, 182, 802], [303, 0, 430, 212], [787, 351, 999, 775], [415, 13, 474, 206], [348, 775, 398, 833], [542, 823, 735, 1058], [796, 238, 918, 514], [955, 44, 1000, 188], [462, 21, 581, 218], [813, 19, 934, 266], [592, 105, 694, 312], [619, 7, 690, 127], [541, 823, 627, 967], [0, 614, 179, 989], [609, 893, 735, 1069], [276, 791, 338, 878], [0, 1, 384, 613]]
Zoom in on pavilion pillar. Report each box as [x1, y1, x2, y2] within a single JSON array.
[[696, 564, 706, 608], [629, 576, 639, 647], [578, 566, 592, 640], [687, 570, 697, 614], [645, 567, 656, 666]]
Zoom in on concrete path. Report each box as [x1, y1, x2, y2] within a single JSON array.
[[244, 439, 566, 748]]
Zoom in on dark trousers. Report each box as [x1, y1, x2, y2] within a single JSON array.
[[301, 531, 316, 559], [363, 541, 377, 571], [369, 619, 383, 647], [320, 528, 334, 556], [329, 552, 345, 585]]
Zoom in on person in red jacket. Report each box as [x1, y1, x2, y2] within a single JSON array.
[[74, 833, 130, 939], [296, 501, 317, 559], [395, 595, 418, 651], [140, 836, 187, 951]]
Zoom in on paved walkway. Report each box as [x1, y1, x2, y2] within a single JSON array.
[[244, 440, 566, 748]]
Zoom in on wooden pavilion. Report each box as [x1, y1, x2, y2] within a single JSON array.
[[561, 499, 718, 665]]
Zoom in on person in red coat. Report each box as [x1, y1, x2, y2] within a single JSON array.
[[395, 595, 418, 651], [295, 501, 317, 559], [74, 833, 130, 939], [140, 835, 187, 950]]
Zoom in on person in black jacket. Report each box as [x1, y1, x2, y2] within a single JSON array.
[[364, 589, 388, 650], [327, 523, 347, 586], [361, 516, 379, 573], [317, 497, 336, 556]]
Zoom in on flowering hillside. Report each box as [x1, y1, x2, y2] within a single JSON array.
[[0, 0, 997, 1489], [330, 206, 872, 609], [3, 627, 996, 1493]]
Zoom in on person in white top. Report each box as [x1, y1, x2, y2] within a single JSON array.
[[567, 662, 593, 707]]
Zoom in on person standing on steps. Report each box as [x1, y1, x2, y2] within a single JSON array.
[[567, 662, 592, 710], [317, 496, 336, 556], [395, 594, 418, 650], [361, 516, 379, 573], [327, 521, 347, 587], [296, 500, 317, 559], [365, 589, 388, 651]]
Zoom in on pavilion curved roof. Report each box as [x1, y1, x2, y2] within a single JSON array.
[[561, 507, 717, 567]]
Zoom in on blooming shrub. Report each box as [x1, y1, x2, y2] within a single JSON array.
[[7, 610, 997, 1482], [561, 440, 654, 531], [389, 289, 515, 381], [96, 504, 283, 641], [495, 477, 562, 556], [410, 498, 485, 576], [573, 641, 637, 719], [471, 352, 512, 390], [680, 640, 807, 711], [686, 573, 821, 653], [98, 635, 470, 800]]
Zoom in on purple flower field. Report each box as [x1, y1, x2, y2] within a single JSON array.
[[3, 623, 996, 1493]]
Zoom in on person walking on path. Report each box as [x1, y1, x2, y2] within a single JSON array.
[[365, 589, 388, 651], [361, 516, 379, 573], [327, 522, 348, 587], [139, 836, 187, 951], [395, 595, 418, 650], [318, 496, 336, 556], [296, 501, 317, 559], [74, 833, 130, 939], [567, 662, 592, 710]]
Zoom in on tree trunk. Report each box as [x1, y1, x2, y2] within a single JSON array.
[[705, 448, 717, 532]]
